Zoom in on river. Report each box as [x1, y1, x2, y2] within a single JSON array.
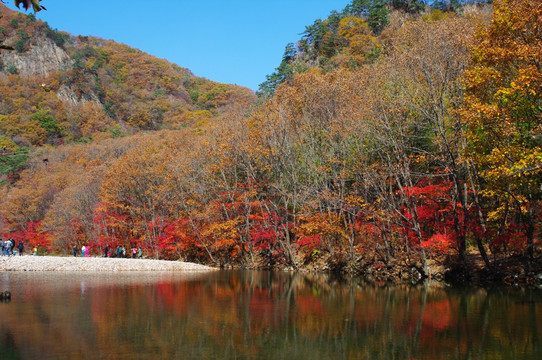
[[0, 270, 540, 359]]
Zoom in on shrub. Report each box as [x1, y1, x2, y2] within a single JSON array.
[[31, 110, 61, 135], [153, 89, 166, 97], [7, 63, 18, 75], [108, 124, 125, 138], [25, 13, 36, 24], [14, 30, 29, 53], [9, 18, 19, 29]]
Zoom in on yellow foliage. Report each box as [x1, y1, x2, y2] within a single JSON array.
[[0, 134, 18, 151], [185, 110, 213, 123], [338, 16, 370, 39]]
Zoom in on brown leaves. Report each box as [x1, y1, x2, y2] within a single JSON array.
[[14, 0, 46, 12]]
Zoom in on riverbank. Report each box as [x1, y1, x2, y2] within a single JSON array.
[[2, 253, 540, 287], [267, 251, 542, 287], [0, 255, 217, 272]]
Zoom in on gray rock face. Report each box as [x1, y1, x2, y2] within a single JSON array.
[[0, 36, 71, 77], [0, 36, 101, 105], [57, 84, 100, 105]]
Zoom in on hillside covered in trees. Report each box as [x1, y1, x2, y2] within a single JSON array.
[[1, 0, 540, 284], [0, 3, 255, 148]]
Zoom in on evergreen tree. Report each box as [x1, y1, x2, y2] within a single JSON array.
[[368, 1, 390, 35]]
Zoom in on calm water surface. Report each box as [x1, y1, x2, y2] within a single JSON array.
[[0, 270, 540, 359]]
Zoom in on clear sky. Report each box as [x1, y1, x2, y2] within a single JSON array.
[[4, 0, 350, 92]]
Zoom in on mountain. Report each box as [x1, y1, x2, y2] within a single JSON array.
[[0, 3, 256, 150], [2, 0, 541, 282]]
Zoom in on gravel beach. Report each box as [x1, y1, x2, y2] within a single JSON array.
[[0, 255, 216, 272]]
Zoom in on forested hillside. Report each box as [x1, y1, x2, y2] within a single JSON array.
[[1, 0, 540, 284], [0, 3, 255, 156]]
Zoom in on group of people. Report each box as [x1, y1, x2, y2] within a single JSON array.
[[73, 245, 90, 257], [111, 246, 142, 259], [72, 245, 143, 259], [1, 239, 25, 256]]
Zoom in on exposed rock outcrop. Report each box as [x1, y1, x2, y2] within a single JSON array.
[[56, 84, 100, 106], [0, 36, 71, 77]]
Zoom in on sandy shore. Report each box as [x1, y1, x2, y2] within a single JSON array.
[[0, 255, 216, 272]]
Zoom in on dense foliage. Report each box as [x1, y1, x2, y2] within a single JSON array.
[[1, 0, 540, 281], [257, 0, 493, 97]]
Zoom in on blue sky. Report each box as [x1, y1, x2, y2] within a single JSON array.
[[5, 0, 350, 91]]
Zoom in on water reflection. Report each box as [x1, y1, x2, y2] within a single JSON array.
[[0, 271, 540, 359]]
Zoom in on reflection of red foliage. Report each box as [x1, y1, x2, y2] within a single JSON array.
[[249, 298, 274, 314], [247, 288, 279, 330], [401, 297, 454, 349], [157, 282, 176, 307], [421, 299, 452, 333], [296, 295, 324, 316], [156, 282, 193, 317]]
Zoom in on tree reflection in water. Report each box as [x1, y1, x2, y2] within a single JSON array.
[[0, 271, 540, 359]]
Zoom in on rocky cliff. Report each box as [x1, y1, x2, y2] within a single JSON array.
[[0, 35, 71, 77]]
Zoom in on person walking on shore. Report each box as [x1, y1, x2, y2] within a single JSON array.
[[82, 245, 86, 257], [73, 245, 77, 257], [4, 240, 11, 257], [17, 241, 23, 256], [138, 247, 142, 259]]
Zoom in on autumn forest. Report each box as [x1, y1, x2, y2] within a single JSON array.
[[0, 0, 540, 283]]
